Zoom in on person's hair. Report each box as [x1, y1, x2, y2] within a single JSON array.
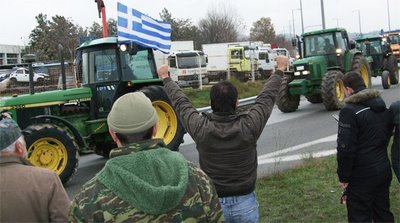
[[115, 127, 154, 146], [342, 71, 366, 92], [210, 81, 238, 113], [0, 136, 26, 156]]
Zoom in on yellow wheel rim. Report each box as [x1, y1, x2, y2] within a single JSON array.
[[336, 79, 345, 102], [152, 100, 178, 145], [359, 64, 369, 87], [27, 138, 68, 175]]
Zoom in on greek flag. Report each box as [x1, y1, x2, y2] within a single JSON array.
[[117, 2, 171, 53]]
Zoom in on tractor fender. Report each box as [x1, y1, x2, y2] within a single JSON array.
[[29, 115, 86, 149]]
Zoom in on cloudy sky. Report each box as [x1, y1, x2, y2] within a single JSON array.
[[0, 0, 399, 45]]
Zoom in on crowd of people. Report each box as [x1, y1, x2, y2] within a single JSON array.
[[0, 55, 399, 222]]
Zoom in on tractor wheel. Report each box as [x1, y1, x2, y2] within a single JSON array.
[[24, 124, 79, 184], [305, 94, 323, 104], [140, 85, 185, 150], [277, 75, 300, 113], [321, 70, 345, 111], [384, 55, 399, 84], [381, 70, 391, 89], [351, 54, 372, 88]]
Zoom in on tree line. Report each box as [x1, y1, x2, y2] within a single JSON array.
[[25, 6, 293, 62]]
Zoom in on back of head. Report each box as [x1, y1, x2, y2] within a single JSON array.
[[107, 92, 157, 144], [0, 118, 22, 151], [210, 81, 238, 113], [342, 71, 366, 93]]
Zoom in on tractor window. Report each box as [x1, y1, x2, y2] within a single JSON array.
[[304, 34, 336, 57], [85, 49, 117, 84], [121, 49, 156, 80], [335, 33, 346, 52]]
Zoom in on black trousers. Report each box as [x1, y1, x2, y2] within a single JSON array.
[[346, 170, 394, 223]]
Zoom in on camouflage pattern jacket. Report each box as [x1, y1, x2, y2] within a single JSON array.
[[69, 139, 224, 222]]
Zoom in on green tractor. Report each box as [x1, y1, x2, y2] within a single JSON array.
[[354, 34, 399, 89], [277, 28, 372, 112], [0, 37, 185, 183]]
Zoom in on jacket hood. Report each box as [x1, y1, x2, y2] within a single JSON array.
[[96, 148, 189, 215], [345, 89, 386, 112]]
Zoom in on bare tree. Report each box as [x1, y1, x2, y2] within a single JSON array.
[[198, 3, 245, 44]]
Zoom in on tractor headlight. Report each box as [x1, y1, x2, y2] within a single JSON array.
[[336, 48, 342, 56], [302, 71, 310, 75], [294, 71, 301, 76], [120, 44, 128, 52]]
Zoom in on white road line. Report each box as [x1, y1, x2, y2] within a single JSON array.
[[258, 149, 337, 164]]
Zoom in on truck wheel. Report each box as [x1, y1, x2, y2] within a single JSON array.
[[277, 75, 300, 113], [140, 85, 185, 150], [321, 70, 345, 111], [381, 71, 391, 89], [24, 124, 79, 184], [351, 54, 372, 88], [305, 94, 323, 103], [384, 55, 399, 84], [9, 78, 17, 88]]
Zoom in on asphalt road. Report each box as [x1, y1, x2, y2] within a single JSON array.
[[65, 77, 400, 199]]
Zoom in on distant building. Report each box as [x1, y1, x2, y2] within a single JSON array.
[[0, 44, 25, 65]]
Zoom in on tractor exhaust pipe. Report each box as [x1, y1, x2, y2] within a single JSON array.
[[23, 54, 37, 95]]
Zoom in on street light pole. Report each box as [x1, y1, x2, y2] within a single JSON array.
[[320, 0, 326, 29], [292, 9, 296, 37], [387, 0, 391, 30], [300, 0, 304, 34], [353, 10, 362, 35]]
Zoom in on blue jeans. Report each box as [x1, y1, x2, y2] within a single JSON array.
[[219, 191, 259, 223]]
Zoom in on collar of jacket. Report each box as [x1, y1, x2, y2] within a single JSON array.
[[345, 89, 380, 103], [209, 111, 242, 122], [96, 139, 189, 215], [0, 155, 32, 166], [109, 138, 165, 158]]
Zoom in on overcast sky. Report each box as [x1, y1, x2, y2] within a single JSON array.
[[0, 0, 399, 46]]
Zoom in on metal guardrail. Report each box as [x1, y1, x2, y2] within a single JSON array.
[[197, 96, 257, 113]]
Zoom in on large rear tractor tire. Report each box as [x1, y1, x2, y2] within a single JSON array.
[[351, 54, 372, 88], [305, 94, 323, 104], [321, 70, 345, 111], [277, 75, 300, 113], [140, 85, 185, 150], [384, 55, 399, 85], [24, 124, 79, 184], [381, 70, 391, 89]]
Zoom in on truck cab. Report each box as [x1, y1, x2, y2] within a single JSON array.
[[228, 45, 258, 82]]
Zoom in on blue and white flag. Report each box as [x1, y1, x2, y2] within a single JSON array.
[[117, 2, 171, 53]]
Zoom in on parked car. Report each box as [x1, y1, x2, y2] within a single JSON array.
[[9, 68, 50, 84]]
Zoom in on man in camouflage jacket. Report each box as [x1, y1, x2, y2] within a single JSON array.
[[69, 92, 223, 222]]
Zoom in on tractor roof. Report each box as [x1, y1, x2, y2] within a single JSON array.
[[354, 34, 382, 42], [77, 37, 118, 50], [303, 27, 347, 37]]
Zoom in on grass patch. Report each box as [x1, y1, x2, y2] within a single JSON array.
[[182, 78, 265, 108], [256, 155, 400, 222]]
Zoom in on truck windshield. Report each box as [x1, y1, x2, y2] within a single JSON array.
[[176, 54, 206, 68], [81, 47, 157, 84], [388, 35, 400, 44]]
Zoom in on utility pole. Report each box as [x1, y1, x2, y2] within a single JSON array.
[[353, 10, 362, 35], [387, 0, 391, 30], [300, 0, 304, 34], [292, 9, 296, 37], [320, 0, 326, 29]]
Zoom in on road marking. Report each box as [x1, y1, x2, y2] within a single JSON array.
[[258, 134, 337, 164]]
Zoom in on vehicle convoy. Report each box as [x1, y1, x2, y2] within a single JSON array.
[[9, 67, 50, 85], [0, 38, 185, 183], [277, 28, 372, 112], [383, 29, 400, 61], [354, 34, 399, 89]]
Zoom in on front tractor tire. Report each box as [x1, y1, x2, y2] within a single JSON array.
[[351, 54, 372, 88], [140, 85, 185, 150], [384, 55, 399, 85], [321, 70, 345, 111], [381, 71, 391, 89], [24, 124, 79, 184], [277, 75, 300, 113]]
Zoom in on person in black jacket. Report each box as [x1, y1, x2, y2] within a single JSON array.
[[158, 56, 288, 223], [336, 71, 394, 222], [389, 100, 400, 182]]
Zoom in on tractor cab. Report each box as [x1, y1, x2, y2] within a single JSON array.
[[77, 37, 159, 119]]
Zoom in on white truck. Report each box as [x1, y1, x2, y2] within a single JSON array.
[[154, 41, 208, 88], [256, 44, 276, 79], [272, 48, 295, 70]]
